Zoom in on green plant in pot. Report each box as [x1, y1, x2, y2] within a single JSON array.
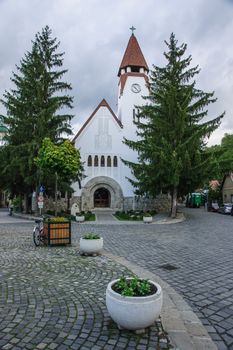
[[75, 212, 85, 222], [143, 212, 153, 223], [80, 232, 103, 255], [106, 275, 163, 332]]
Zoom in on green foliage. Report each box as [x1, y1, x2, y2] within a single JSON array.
[[0, 26, 73, 199], [113, 276, 152, 297], [206, 133, 233, 181], [84, 211, 95, 221], [123, 33, 224, 216], [143, 212, 152, 217], [35, 137, 82, 182], [12, 196, 23, 211], [44, 216, 69, 222], [114, 210, 156, 221], [208, 187, 222, 203], [82, 233, 101, 239]]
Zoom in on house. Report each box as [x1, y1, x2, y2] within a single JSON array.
[[221, 173, 233, 203]]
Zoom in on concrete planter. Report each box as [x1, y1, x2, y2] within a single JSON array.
[[80, 237, 103, 255], [143, 216, 152, 223], [106, 278, 163, 331], [76, 215, 85, 222]]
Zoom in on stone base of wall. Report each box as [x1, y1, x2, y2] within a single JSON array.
[[43, 197, 68, 213], [70, 193, 171, 213], [123, 194, 171, 213]]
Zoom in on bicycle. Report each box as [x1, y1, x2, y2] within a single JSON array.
[[33, 218, 45, 246]]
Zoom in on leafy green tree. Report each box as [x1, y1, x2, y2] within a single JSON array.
[[205, 133, 233, 182], [123, 33, 224, 218], [0, 26, 73, 210], [35, 138, 82, 215]]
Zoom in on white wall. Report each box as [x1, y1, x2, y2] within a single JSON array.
[[73, 75, 149, 198]]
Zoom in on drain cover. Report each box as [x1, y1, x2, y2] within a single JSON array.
[[159, 263, 178, 271]]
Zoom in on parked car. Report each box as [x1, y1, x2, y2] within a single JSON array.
[[208, 202, 219, 212], [218, 203, 233, 215]]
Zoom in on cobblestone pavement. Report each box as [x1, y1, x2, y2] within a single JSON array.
[[0, 222, 170, 350], [74, 208, 233, 350]]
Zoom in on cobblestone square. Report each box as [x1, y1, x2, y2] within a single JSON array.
[[0, 218, 170, 350]]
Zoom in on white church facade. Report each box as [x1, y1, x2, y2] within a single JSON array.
[[72, 33, 167, 212]]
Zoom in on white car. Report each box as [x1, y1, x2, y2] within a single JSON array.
[[218, 203, 233, 214]]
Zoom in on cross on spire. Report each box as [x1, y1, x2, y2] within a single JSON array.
[[130, 26, 136, 35]]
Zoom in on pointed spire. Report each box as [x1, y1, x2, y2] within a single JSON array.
[[118, 33, 149, 76]]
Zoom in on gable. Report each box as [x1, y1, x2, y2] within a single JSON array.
[[72, 99, 123, 143], [222, 174, 233, 190]]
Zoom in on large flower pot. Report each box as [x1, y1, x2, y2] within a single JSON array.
[[143, 216, 153, 223], [106, 278, 162, 331], [80, 237, 103, 255], [43, 221, 71, 246], [76, 215, 85, 222]]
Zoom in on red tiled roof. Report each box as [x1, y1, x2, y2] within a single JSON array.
[[72, 99, 123, 143], [118, 34, 149, 76]]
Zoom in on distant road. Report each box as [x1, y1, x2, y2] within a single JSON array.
[[0, 208, 31, 224]]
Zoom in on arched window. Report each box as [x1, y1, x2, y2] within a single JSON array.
[[101, 155, 105, 167], [94, 155, 98, 167], [113, 156, 118, 167], [107, 156, 111, 167], [87, 155, 92, 167]]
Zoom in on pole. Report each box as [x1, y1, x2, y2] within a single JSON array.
[[55, 171, 58, 216]]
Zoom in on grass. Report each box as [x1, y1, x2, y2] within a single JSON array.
[[114, 210, 156, 221]]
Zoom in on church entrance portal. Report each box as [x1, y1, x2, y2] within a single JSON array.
[[94, 188, 111, 208]]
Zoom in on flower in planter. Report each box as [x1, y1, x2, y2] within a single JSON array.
[[106, 275, 163, 331], [143, 212, 152, 217], [113, 276, 154, 297], [80, 233, 103, 255], [82, 233, 101, 239], [44, 216, 69, 222]]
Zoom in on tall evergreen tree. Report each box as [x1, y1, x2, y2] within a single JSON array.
[[123, 33, 224, 218], [0, 26, 73, 208]]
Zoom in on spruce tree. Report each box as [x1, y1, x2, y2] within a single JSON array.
[[0, 26, 73, 208], [123, 33, 224, 218]]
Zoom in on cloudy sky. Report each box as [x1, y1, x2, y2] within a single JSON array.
[[0, 0, 232, 145]]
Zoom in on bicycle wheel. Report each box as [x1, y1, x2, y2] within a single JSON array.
[[33, 227, 41, 246]]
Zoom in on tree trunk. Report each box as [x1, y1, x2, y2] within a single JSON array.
[[171, 187, 177, 218], [55, 172, 58, 216]]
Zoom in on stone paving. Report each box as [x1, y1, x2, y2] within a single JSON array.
[[75, 208, 233, 350], [1, 208, 233, 349], [0, 221, 171, 350]]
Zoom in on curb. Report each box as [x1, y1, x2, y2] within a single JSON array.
[[103, 251, 217, 350], [12, 212, 186, 225]]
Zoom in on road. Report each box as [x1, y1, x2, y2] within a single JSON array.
[[0, 207, 232, 349]]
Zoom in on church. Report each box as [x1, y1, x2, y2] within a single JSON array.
[[72, 31, 161, 212]]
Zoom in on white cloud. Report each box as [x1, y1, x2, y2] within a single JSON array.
[[0, 0, 232, 144]]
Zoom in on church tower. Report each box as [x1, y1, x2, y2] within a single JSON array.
[[117, 28, 149, 140]]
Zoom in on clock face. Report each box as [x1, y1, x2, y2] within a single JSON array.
[[131, 83, 141, 93]]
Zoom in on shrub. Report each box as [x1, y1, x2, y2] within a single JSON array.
[[82, 233, 100, 239], [112, 276, 154, 297], [44, 216, 69, 222]]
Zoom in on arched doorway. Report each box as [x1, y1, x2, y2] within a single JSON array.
[[94, 188, 111, 208]]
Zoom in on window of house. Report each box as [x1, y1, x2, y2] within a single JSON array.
[[133, 108, 140, 123], [113, 156, 118, 167], [87, 155, 92, 167], [94, 155, 98, 167], [101, 155, 105, 167], [107, 156, 111, 167]]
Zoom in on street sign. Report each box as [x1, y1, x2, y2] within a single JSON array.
[[38, 202, 43, 208], [38, 195, 44, 202], [39, 185, 45, 193]]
